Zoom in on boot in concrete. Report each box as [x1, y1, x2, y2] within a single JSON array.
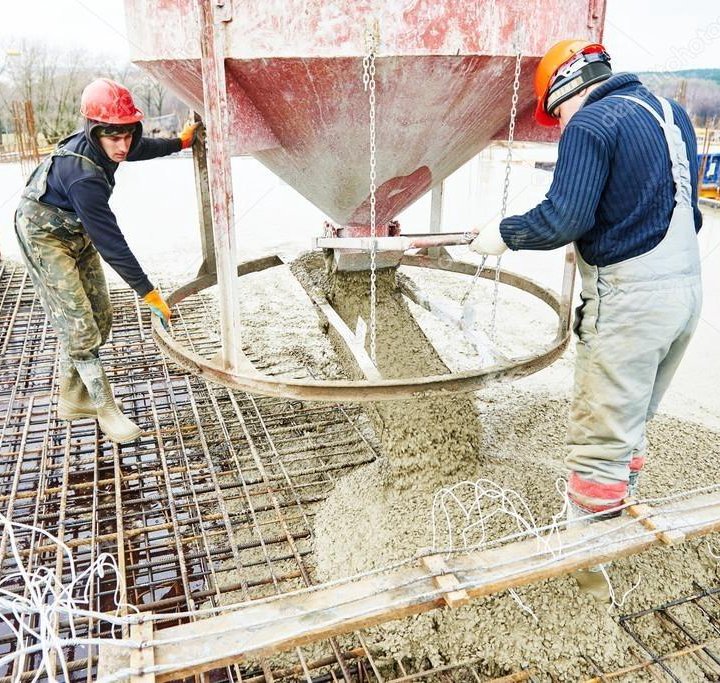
[[573, 566, 611, 603], [567, 500, 612, 604], [57, 355, 122, 420], [627, 471, 640, 497], [74, 358, 141, 443]]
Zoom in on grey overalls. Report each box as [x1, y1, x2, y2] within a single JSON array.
[[566, 95, 703, 510], [14, 146, 113, 361]]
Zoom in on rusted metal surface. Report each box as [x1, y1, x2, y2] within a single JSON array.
[[196, 0, 246, 371], [150, 253, 574, 402], [0, 263, 380, 681], [125, 0, 606, 228], [125, 0, 603, 59], [126, 0, 599, 380]]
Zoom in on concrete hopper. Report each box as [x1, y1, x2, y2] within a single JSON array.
[[123, 0, 605, 400]]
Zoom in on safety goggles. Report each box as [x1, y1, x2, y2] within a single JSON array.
[[96, 123, 137, 137]]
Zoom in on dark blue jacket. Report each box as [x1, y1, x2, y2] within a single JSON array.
[[500, 73, 702, 266], [40, 125, 181, 296]]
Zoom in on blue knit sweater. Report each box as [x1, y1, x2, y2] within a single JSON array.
[[500, 73, 702, 266], [39, 129, 181, 296]]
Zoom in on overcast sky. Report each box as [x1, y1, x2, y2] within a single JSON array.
[[0, 0, 718, 72]]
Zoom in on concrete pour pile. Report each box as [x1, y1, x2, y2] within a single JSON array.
[[291, 253, 482, 489], [286, 255, 720, 680]]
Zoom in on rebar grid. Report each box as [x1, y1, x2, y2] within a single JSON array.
[[0, 264, 382, 681], [606, 583, 720, 681], [3, 262, 720, 683]]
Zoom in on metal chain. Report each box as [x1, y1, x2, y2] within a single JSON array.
[[490, 45, 522, 340], [460, 254, 488, 307], [460, 45, 522, 320], [363, 20, 379, 364]]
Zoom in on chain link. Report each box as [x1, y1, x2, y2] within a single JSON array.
[[460, 45, 522, 325], [460, 254, 488, 307], [489, 46, 522, 340], [363, 20, 379, 364]]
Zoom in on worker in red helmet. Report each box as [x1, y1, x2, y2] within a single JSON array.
[[470, 43, 703, 519], [14, 78, 199, 443]]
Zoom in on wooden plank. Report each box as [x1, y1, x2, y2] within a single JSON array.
[[559, 245, 577, 337], [191, 115, 216, 279], [625, 501, 686, 545], [307, 292, 382, 381], [397, 276, 508, 366], [115, 491, 720, 682], [130, 620, 156, 683], [422, 554, 470, 608], [97, 642, 131, 681]]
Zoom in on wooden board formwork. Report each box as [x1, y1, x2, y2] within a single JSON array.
[[98, 490, 720, 682]]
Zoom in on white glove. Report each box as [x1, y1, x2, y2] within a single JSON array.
[[469, 223, 508, 256]]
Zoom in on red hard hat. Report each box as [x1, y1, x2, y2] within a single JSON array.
[[80, 78, 144, 125]]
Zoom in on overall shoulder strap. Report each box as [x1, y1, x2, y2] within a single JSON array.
[[53, 148, 106, 174], [608, 94, 664, 125], [607, 95, 692, 206]]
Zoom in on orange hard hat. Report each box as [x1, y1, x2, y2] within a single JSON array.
[[534, 40, 611, 126], [80, 78, 144, 125]]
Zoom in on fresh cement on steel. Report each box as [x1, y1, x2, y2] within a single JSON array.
[[206, 256, 720, 679]]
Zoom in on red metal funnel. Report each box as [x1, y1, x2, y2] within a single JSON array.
[[125, 0, 605, 227]]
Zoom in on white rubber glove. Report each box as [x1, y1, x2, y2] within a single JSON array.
[[469, 223, 508, 256]]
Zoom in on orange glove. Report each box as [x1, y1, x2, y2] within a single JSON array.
[[179, 121, 200, 149], [143, 289, 171, 330]]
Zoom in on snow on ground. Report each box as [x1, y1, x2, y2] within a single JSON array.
[[1, 143, 717, 426], [2, 141, 720, 679]]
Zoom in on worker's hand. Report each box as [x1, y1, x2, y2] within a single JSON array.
[[179, 121, 200, 149], [143, 289, 172, 330], [469, 223, 508, 256]]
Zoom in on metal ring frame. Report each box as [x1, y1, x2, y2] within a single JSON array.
[[152, 248, 576, 402]]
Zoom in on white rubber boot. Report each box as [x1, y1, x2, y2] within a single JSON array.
[[74, 359, 141, 443], [57, 356, 122, 420], [567, 500, 612, 604]]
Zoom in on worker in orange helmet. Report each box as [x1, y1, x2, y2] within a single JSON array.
[[470, 43, 703, 520], [14, 78, 199, 443]]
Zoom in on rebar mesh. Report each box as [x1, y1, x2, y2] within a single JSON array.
[[2, 261, 720, 683], [0, 263, 380, 681]]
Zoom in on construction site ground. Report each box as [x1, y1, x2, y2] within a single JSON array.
[[0, 145, 719, 681]]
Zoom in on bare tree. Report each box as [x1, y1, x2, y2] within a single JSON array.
[[133, 75, 168, 118], [641, 73, 720, 124], [0, 40, 95, 143], [0, 39, 192, 144], [106, 64, 188, 134]]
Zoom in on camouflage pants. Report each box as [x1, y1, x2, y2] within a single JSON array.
[[14, 199, 112, 361]]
